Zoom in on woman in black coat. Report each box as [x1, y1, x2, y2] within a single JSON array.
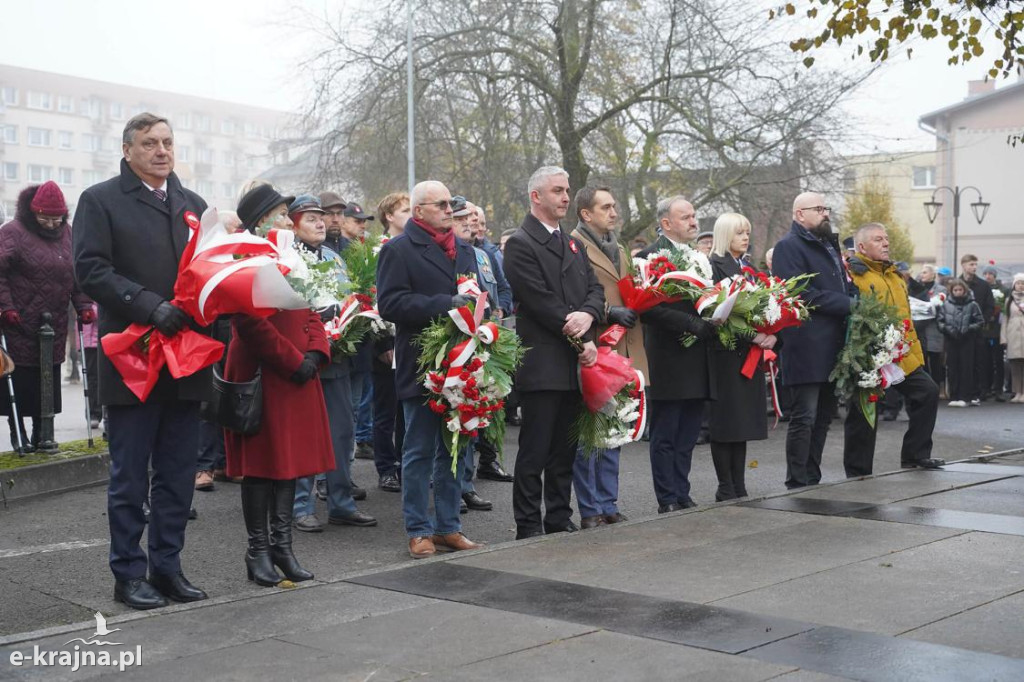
[[707, 213, 775, 500]]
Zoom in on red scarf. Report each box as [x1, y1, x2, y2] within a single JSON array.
[[413, 218, 456, 261]]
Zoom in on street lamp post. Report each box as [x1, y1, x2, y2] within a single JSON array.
[[923, 185, 990, 271], [406, 0, 415, 196]]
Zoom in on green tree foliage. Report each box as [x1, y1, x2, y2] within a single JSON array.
[[841, 172, 915, 263], [773, 0, 1024, 78]]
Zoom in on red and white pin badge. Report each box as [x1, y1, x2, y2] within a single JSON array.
[[569, 240, 578, 254], [184, 211, 200, 230]]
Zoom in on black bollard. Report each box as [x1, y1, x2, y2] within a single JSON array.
[[36, 312, 58, 453]]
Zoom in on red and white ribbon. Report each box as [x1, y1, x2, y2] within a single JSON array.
[[628, 369, 648, 443], [442, 290, 498, 389]]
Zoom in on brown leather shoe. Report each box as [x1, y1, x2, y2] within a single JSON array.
[[409, 537, 436, 559], [580, 515, 607, 529], [430, 532, 483, 553], [194, 470, 214, 491]]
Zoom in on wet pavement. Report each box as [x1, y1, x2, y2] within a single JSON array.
[[3, 451, 1024, 680]]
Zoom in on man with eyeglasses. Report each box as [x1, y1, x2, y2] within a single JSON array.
[[377, 180, 485, 559], [771, 192, 856, 489]]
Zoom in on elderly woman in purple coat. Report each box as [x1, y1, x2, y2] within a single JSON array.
[[0, 181, 92, 450]]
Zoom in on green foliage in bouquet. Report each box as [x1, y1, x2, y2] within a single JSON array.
[[339, 235, 380, 298]]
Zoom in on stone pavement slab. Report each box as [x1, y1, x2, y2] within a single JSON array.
[[900, 590, 1024, 659], [790, 469, 1013, 505], [900, 476, 1024, 516]]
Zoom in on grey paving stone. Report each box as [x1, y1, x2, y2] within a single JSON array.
[[791, 470, 1009, 505], [849, 505, 1024, 537], [532, 516, 960, 604], [279, 600, 595, 673], [0, 579, 95, 638], [713, 532, 1024, 635], [744, 625, 1024, 682], [347, 561, 535, 601], [767, 671, 857, 681], [739, 497, 878, 516], [905, 477, 1024, 517], [901, 590, 1024, 659], [941, 462, 1024, 476], [1, 583, 435, 672], [425, 630, 796, 682]]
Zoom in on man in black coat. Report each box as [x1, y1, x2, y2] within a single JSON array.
[[73, 113, 210, 609], [377, 180, 484, 559], [503, 166, 605, 539], [638, 196, 717, 512], [771, 192, 856, 489], [961, 254, 996, 403]]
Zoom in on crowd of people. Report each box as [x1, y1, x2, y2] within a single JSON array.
[[2, 111, 1023, 611]]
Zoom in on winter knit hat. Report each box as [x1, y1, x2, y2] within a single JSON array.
[[1014, 273, 1024, 285], [30, 181, 67, 216]]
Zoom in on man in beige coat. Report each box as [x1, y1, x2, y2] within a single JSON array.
[[570, 186, 648, 528]]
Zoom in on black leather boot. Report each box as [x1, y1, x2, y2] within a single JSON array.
[[270, 479, 313, 582], [241, 477, 282, 587], [710, 442, 736, 501]]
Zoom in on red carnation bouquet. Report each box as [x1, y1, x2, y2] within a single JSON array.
[[323, 293, 384, 360], [101, 208, 310, 401], [574, 325, 647, 456], [416, 277, 525, 474], [617, 245, 713, 313]]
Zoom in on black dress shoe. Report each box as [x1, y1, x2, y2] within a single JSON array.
[[506, 414, 522, 427], [901, 458, 946, 470], [658, 503, 683, 514], [515, 528, 544, 540], [603, 512, 627, 524], [680, 497, 698, 509], [378, 473, 401, 492], [881, 412, 899, 421], [148, 572, 208, 603], [328, 510, 378, 527], [476, 460, 514, 482], [543, 521, 579, 534], [114, 578, 167, 610], [580, 515, 607, 529], [462, 491, 493, 511], [351, 483, 367, 501]]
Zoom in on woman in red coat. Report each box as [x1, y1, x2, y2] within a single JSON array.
[[226, 185, 335, 587]]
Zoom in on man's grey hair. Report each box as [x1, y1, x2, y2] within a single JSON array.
[[656, 195, 689, 225], [527, 166, 569, 195], [122, 112, 171, 145], [854, 222, 886, 246], [410, 180, 447, 207]]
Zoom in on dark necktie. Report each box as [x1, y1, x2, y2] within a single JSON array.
[[152, 188, 167, 203], [551, 229, 563, 254]]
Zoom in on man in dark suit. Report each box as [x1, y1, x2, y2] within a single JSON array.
[[73, 113, 210, 609], [772, 192, 856, 489], [502, 166, 605, 539], [638, 196, 717, 512], [377, 180, 484, 559]]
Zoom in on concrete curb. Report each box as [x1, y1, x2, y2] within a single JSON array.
[[0, 452, 110, 502]]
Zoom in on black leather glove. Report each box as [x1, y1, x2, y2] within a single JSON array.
[[607, 306, 638, 329], [290, 354, 319, 384], [451, 294, 473, 308], [680, 313, 716, 341], [149, 301, 190, 336]]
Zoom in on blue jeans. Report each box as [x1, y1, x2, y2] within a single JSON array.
[[460, 438, 478, 495], [648, 398, 702, 506], [354, 371, 373, 444], [295, 375, 357, 518], [401, 399, 462, 538], [572, 446, 620, 517]]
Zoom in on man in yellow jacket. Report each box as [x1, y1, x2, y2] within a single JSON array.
[[844, 223, 944, 476]]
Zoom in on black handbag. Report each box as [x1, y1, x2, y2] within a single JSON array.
[[200, 366, 263, 435]]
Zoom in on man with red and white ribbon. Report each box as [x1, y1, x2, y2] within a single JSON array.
[[636, 195, 718, 513]]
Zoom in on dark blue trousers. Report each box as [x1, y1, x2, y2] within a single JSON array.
[[371, 365, 403, 477], [107, 401, 199, 580], [648, 398, 703, 506]]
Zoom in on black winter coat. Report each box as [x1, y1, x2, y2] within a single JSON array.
[[72, 160, 210, 406], [771, 222, 855, 386], [376, 220, 481, 401], [637, 236, 716, 402], [936, 294, 984, 339], [503, 213, 605, 392]]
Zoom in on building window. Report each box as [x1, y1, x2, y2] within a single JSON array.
[[177, 145, 190, 162], [57, 95, 74, 113], [2, 125, 17, 144], [196, 180, 214, 196], [1, 87, 18, 106], [107, 136, 121, 151], [221, 120, 235, 136], [80, 98, 101, 119], [109, 102, 123, 120], [222, 151, 235, 166], [197, 147, 214, 164], [26, 91, 52, 110], [3, 162, 17, 181], [177, 112, 191, 130], [83, 170, 101, 186], [58, 131, 73, 150], [28, 128, 51, 147], [82, 133, 101, 152], [28, 165, 53, 182], [912, 166, 936, 189], [198, 115, 211, 132], [244, 123, 258, 138], [59, 168, 74, 185]]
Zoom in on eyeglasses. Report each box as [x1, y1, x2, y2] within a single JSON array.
[[417, 199, 454, 210], [798, 206, 831, 214], [35, 214, 63, 226]]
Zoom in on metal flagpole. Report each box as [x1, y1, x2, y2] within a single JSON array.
[[407, 0, 416, 195]]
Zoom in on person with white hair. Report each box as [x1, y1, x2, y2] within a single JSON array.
[[502, 166, 605, 539]]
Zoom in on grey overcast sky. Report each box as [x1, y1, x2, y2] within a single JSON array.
[[0, 0, 1015, 153]]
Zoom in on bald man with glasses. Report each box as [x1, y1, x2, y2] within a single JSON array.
[[771, 192, 856, 489]]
